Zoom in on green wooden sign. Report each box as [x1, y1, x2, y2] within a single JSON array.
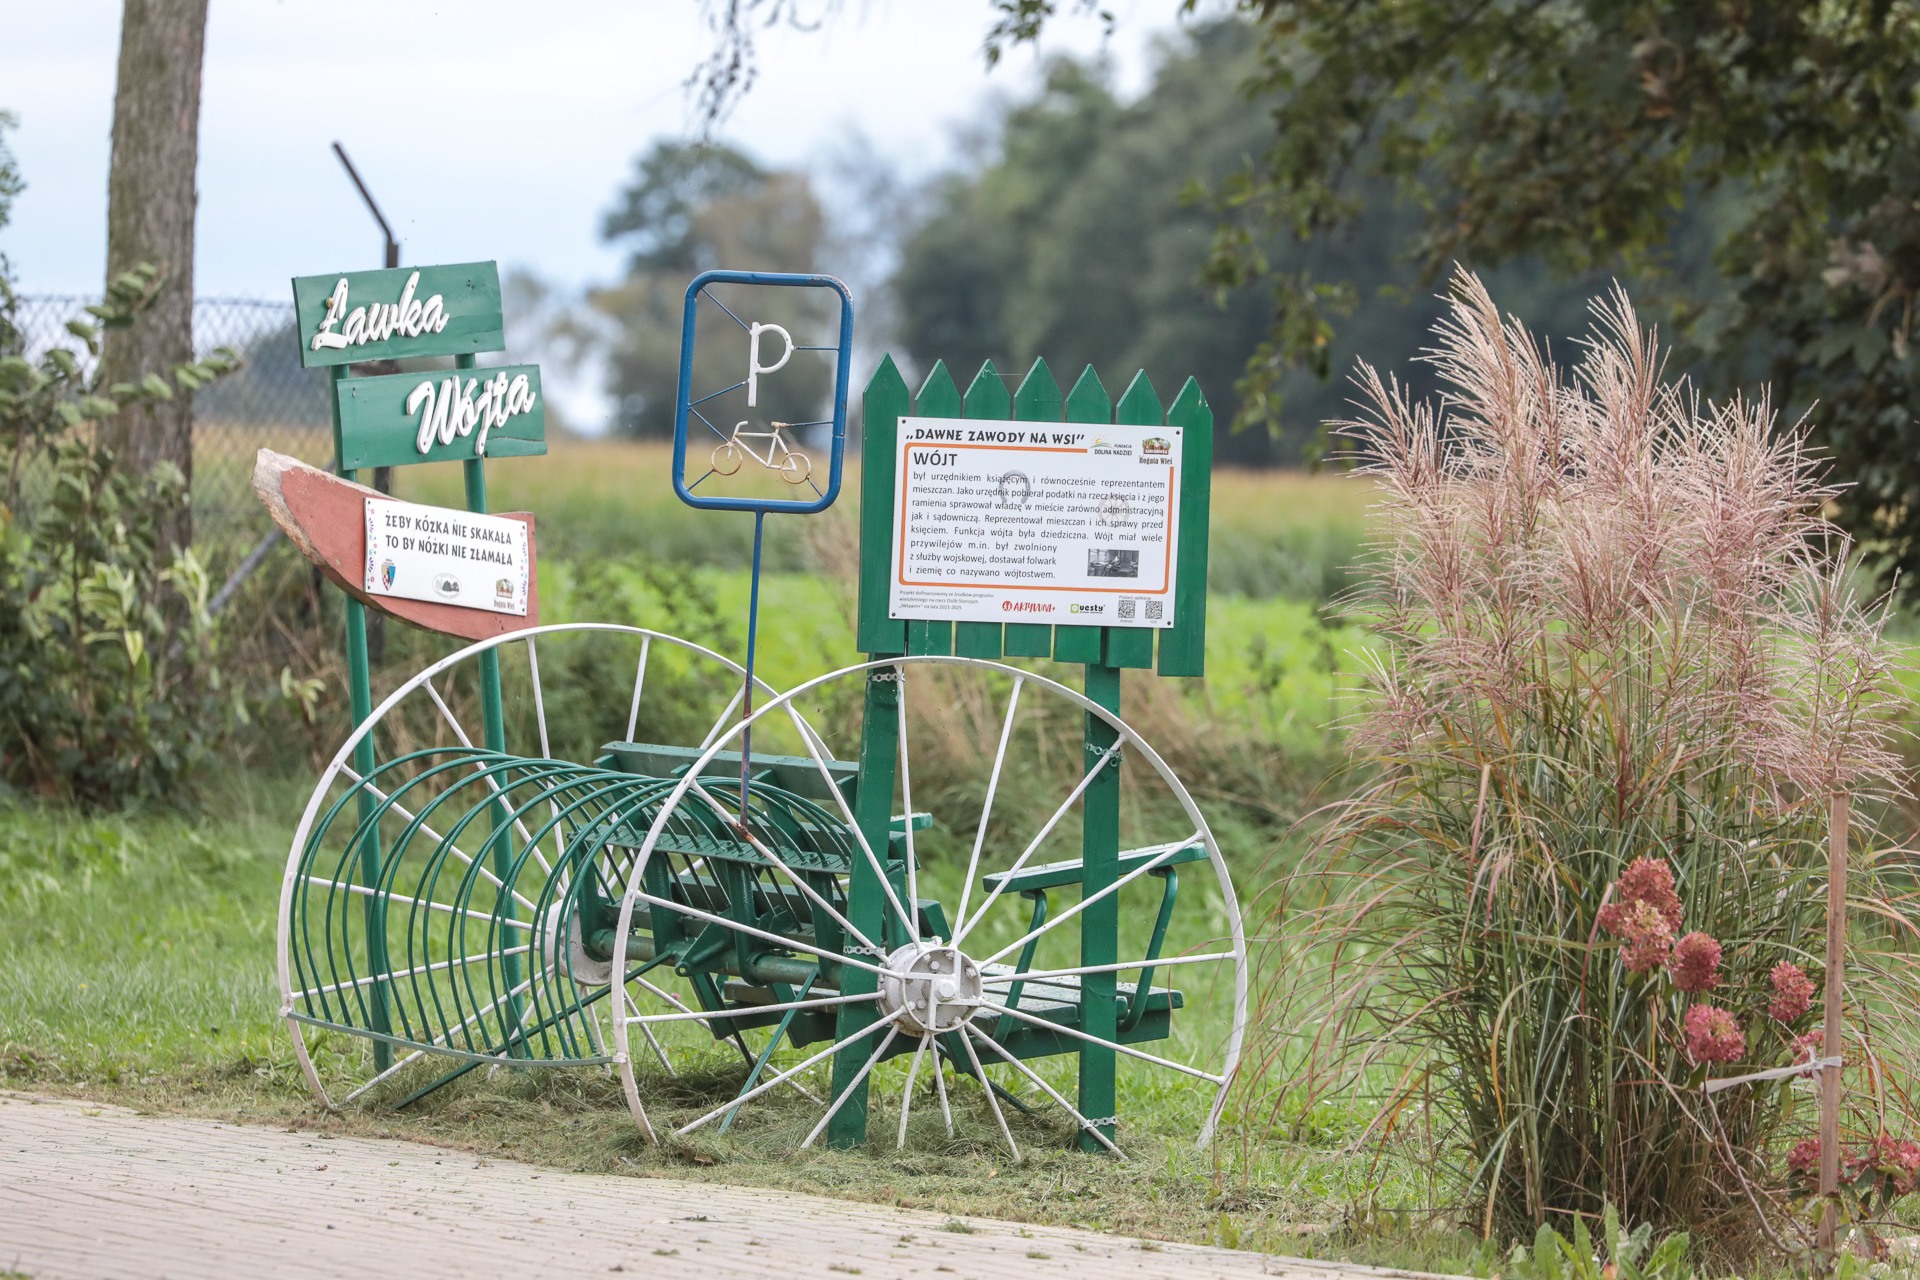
[[292, 261, 504, 369], [335, 364, 547, 471]]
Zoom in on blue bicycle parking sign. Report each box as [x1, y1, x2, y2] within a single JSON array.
[[670, 269, 854, 516]]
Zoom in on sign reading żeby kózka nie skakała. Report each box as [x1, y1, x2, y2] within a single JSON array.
[[364, 497, 530, 617], [291, 261, 546, 472]]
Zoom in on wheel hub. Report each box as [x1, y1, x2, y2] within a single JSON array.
[[877, 943, 983, 1036]]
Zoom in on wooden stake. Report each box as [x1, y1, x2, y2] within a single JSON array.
[[1817, 791, 1849, 1252]]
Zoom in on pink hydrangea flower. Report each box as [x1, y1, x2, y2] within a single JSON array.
[[1683, 1004, 1745, 1063], [1848, 1135, 1920, 1197], [1670, 931, 1723, 992], [1597, 856, 1685, 936], [1789, 1028, 1825, 1064], [1614, 900, 1675, 974], [1769, 961, 1816, 1022]]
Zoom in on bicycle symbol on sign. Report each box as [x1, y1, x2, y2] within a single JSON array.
[[712, 419, 811, 485]]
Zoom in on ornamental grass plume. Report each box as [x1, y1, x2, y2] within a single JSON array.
[[1248, 271, 1917, 1257]]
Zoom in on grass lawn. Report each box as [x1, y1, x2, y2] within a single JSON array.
[[0, 451, 1481, 1271], [0, 776, 1476, 1270]]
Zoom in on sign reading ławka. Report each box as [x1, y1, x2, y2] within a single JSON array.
[[290, 261, 546, 471]]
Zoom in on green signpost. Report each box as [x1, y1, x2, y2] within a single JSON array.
[[292, 259, 539, 1071]]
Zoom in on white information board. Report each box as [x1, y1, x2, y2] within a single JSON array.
[[888, 418, 1181, 629], [364, 496, 530, 616]]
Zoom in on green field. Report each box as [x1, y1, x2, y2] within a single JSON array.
[[0, 443, 1491, 1268]]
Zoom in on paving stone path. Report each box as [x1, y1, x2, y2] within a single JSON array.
[[0, 1093, 1455, 1280]]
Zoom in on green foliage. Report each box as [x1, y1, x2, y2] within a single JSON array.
[[0, 110, 22, 239], [0, 268, 242, 806], [897, 27, 1300, 463], [1156, 0, 1920, 594], [593, 140, 831, 436], [1474, 1206, 1694, 1280]]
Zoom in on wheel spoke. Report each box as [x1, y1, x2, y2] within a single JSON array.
[[781, 703, 920, 938], [422, 678, 555, 877], [700, 685, 746, 751], [964, 1023, 1122, 1157], [930, 1037, 955, 1135], [952, 676, 1024, 931], [800, 1025, 900, 1148], [625, 888, 891, 979], [622, 990, 879, 1026], [978, 951, 1238, 987], [300, 875, 530, 928], [675, 1008, 905, 1137], [896, 1033, 929, 1149], [294, 944, 532, 1003], [978, 834, 1199, 967], [950, 742, 1124, 948], [976, 999, 1224, 1083], [337, 767, 539, 914], [624, 636, 652, 741], [525, 637, 568, 858], [956, 1020, 1020, 1161]]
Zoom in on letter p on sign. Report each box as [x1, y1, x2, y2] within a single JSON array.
[[747, 322, 793, 407]]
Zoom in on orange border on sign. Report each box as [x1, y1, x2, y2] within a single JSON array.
[[894, 440, 1177, 594]]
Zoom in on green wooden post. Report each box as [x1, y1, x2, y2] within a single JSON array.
[[834, 355, 915, 1149], [1077, 660, 1122, 1151], [456, 352, 527, 1046], [826, 668, 902, 1148], [333, 364, 392, 1070]]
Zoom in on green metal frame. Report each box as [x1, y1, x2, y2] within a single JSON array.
[[834, 355, 1213, 1151]]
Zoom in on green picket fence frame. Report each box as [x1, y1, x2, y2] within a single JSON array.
[[855, 356, 1212, 675], [827, 354, 1213, 1151]]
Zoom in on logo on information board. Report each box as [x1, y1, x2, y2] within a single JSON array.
[[996, 470, 1031, 509], [495, 577, 513, 606], [1142, 437, 1172, 457], [433, 573, 461, 599], [381, 559, 396, 589]]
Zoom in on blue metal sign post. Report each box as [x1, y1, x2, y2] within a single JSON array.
[[670, 270, 855, 813]]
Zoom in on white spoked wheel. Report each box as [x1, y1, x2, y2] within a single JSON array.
[[612, 656, 1248, 1157], [278, 623, 784, 1111]]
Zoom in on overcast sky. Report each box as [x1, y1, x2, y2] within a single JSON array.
[[2, 0, 1200, 300]]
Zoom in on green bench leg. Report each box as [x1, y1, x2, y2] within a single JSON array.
[[1078, 663, 1122, 1151]]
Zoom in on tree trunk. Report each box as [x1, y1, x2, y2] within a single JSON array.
[[98, 0, 209, 556]]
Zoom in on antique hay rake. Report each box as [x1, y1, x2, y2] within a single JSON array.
[[267, 262, 1247, 1156]]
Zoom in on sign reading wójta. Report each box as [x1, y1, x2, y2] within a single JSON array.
[[336, 364, 546, 470], [887, 417, 1182, 628]]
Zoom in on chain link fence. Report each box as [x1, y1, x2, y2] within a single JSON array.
[[13, 294, 333, 547]]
